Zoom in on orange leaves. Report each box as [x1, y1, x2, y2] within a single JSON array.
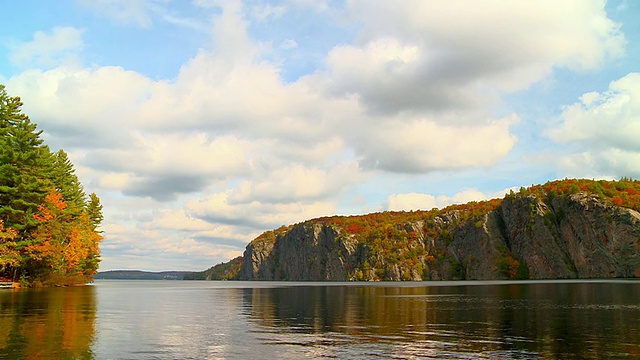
[[62, 228, 85, 271], [24, 189, 103, 277], [33, 189, 68, 222]]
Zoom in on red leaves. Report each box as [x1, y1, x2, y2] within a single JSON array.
[[345, 223, 365, 234]]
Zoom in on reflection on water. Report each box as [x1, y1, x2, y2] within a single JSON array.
[[0, 286, 96, 360], [243, 282, 640, 359], [0, 280, 638, 359]]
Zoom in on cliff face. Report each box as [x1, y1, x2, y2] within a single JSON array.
[[239, 188, 640, 281], [502, 193, 640, 279], [241, 223, 358, 280]]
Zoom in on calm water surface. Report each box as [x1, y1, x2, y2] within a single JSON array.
[[0, 280, 639, 359]]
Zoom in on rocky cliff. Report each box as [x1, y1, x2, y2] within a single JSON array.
[[236, 179, 640, 281]]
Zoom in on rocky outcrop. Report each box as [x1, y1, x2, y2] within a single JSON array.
[[503, 193, 640, 279], [241, 222, 359, 280], [239, 191, 640, 281]]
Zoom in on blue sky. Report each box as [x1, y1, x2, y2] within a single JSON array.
[[1, 0, 639, 271]]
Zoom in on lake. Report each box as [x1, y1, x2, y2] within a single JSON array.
[[0, 280, 639, 359]]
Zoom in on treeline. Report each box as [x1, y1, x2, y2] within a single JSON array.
[[184, 256, 243, 280], [0, 84, 103, 286], [95, 270, 193, 280]]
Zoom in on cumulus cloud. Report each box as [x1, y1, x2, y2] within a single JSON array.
[[387, 193, 437, 211], [186, 191, 336, 230], [100, 221, 242, 271], [227, 163, 364, 204], [387, 187, 517, 212], [333, 0, 624, 115], [86, 133, 253, 201], [9, 26, 85, 68], [548, 72, 640, 177], [7, 66, 153, 148], [354, 115, 519, 172], [141, 209, 213, 232]]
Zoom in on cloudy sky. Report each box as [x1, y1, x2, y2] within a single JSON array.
[[1, 0, 639, 271]]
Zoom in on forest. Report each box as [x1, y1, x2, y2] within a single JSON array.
[[0, 84, 103, 287]]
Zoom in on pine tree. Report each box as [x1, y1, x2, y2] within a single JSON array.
[[0, 85, 53, 232], [85, 193, 104, 232], [51, 149, 86, 217]]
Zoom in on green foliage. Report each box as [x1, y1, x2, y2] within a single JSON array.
[[0, 84, 103, 286], [449, 257, 462, 279], [184, 256, 244, 280], [0, 86, 52, 232]]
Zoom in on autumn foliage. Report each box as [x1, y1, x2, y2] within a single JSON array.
[[0, 84, 103, 286], [25, 190, 102, 279]]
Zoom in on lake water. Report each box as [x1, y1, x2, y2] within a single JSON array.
[[0, 280, 639, 359]]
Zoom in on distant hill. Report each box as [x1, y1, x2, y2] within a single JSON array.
[[95, 270, 193, 280], [183, 257, 243, 280], [197, 178, 640, 281]]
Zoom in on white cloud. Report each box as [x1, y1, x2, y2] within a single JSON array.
[[228, 163, 364, 204], [141, 209, 213, 232], [448, 189, 490, 205], [333, 0, 624, 115], [252, 4, 287, 21], [548, 72, 640, 177], [9, 26, 85, 68], [387, 186, 518, 212], [7, 66, 153, 148], [549, 73, 640, 147], [186, 191, 336, 230], [92, 133, 251, 199], [387, 193, 437, 212], [354, 115, 519, 172]]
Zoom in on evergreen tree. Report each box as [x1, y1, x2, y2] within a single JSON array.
[[0, 84, 103, 285], [51, 149, 86, 217], [0, 85, 53, 232], [86, 193, 104, 232]]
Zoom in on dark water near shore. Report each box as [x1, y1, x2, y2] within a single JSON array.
[[0, 280, 639, 359]]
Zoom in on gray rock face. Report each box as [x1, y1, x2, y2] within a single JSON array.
[[241, 222, 358, 280], [240, 193, 640, 281]]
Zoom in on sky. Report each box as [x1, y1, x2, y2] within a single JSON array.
[[1, 0, 639, 271]]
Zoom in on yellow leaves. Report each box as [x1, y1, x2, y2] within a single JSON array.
[[0, 220, 18, 240]]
